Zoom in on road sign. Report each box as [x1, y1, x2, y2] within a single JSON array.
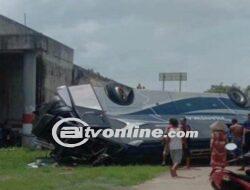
[[159, 72, 187, 92], [159, 72, 187, 81]]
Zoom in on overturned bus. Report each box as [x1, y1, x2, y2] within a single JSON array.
[[32, 82, 250, 165]]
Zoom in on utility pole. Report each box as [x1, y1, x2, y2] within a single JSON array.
[[179, 74, 182, 92], [24, 13, 27, 26], [162, 75, 166, 91]]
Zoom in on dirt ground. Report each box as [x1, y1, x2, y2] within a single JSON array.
[[133, 166, 241, 190]]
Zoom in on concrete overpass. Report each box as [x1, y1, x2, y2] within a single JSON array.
[[0, 15, 74, 146]]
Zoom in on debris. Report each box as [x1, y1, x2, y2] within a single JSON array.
[[27, 158, 56, 168]]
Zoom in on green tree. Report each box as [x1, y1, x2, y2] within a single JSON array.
[[205, 83, 236, 93]]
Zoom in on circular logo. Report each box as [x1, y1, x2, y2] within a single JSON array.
[[52, 118, 89, 148]]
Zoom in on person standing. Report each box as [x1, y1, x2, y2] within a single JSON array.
[[180, 117, 191, 169], [210, 121, 228, 169], [230, 118, 243, 158], [161, 127, 169, 166], [243, 114, 250, 152], [166, 118, 183, 177], [241, 114, 250, 170], [0, 126, 3, 148]]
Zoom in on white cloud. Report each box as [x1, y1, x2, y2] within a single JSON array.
[[81, 41, 108, 58], [1, 0, 250, 91]]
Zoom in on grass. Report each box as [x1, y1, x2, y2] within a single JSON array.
[[0, 148, 167, 190]]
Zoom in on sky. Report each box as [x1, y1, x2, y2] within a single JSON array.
[[0, 0, 250, 92]]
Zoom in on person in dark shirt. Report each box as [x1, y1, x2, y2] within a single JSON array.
[[230, 118, 243, 158], [0, 127, 3, 148], [180, 117, 191, 169], [243, 114, 250, 152], [241, 113, 250, 170]]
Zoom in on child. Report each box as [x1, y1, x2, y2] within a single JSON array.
[[210, 121, 228, 169], [166, 118, 183, 177]]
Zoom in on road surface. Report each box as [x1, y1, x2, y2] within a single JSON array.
[[134, 167, 217, 190]]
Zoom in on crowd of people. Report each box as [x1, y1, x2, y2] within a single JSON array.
[[162, 114, 250, 178]]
